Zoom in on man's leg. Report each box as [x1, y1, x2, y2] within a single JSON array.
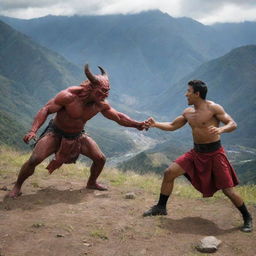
[[8, 135, 59, 198], [222, 187, 253, 232], [143, 162, 185, 216], [80, 136, 107, 191]]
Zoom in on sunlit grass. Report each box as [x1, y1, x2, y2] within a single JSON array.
[[1, 145, 255, 204]]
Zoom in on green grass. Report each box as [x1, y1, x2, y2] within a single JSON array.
[[1, 145, 256, 204], [89, 228, 108, 240]]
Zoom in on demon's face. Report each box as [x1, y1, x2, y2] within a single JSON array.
[[84, 64, 110, 102]]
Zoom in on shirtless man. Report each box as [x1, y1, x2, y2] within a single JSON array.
[[9, 64, 146, 197], [143, 80, 253, 232]]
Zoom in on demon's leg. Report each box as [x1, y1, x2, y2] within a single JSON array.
[[80, 136, 107, 190], [8, 134, 59, 198]]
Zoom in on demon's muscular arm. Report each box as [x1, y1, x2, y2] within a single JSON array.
[[101, 103, 145, 130], [23, 90, 74, 143]]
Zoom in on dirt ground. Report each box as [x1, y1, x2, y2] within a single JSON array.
[[0, 174, 255, 256]]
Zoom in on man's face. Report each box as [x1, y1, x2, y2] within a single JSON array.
[[185, 85, 199, 105]]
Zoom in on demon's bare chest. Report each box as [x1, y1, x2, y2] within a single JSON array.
[[64, 101, 100, 120]]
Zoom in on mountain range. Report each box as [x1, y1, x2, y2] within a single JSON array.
[[2, 11, 256, 107], [0, 10, 255, 183], [0, 20, 137, 155]]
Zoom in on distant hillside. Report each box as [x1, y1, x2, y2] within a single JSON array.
[[118, 138, 256, 185], [149, 45, 256, 147], [0, 20, 140, 155], [0, 20, 83, 104], [233, 160, 256, 185], [1, 13, 256, 171], [0, 20, 82, 148], [119, 45, 256, 183], [212, 21, 256, 50], [0, 110, 27, 150], [0, 11, 232, 103], [118, 137, 188, 174], [2, 11, 256, 109]]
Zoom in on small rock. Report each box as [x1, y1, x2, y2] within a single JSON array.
[[82, 240, 92, 247], [82, 242, 91, 247], [32, 223, 45, 228], [94, 192, 109, 198], [56, 234, 65, 238], [196, 236, 222, 253], [125, 192, 136, 199]]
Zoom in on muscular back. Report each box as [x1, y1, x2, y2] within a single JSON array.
[[184, 101, 223, 144]]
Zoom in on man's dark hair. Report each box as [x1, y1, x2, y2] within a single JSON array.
[[188, 80, 208, 100]]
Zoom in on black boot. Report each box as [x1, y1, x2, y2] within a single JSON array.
[[241, 215, 253, 232], [238, 203, 253, 232], [143, 205, 167, 217]]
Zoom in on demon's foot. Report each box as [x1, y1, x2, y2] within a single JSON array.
[[7, 186, 22, 198], [86, 183, 108, 191]]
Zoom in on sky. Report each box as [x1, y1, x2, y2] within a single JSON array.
[[0, 0, 256, 25]]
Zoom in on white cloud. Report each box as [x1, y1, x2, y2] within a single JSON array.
[[198, 4, 256, 24], [0, 0, 256, 24]]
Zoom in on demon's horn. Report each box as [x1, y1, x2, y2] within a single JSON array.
[[98, 66, 107, 77], [84, 64, 98, 84]]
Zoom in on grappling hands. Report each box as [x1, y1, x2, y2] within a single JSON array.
[[136, 117, 156, 131], [145, 117, 156, 128]]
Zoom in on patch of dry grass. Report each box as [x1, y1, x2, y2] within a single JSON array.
[[1, 145, 255, 204]]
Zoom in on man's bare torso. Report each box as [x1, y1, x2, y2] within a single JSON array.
[[184, 101, 220, 144]]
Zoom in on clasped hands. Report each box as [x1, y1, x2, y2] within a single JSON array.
[[137, 117, 156, 131]]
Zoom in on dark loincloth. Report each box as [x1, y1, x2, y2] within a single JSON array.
[[37, 120, 84, 174], [174, 141, 239, 197]]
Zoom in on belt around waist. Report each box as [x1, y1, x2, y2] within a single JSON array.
[[50, 120, 83, 139], [194, 140, 221, 153]]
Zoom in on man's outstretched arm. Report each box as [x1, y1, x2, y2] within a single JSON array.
[[146, 115, 187, 131], [101, 105, 145, 130]]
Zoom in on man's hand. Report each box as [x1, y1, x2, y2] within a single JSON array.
[[145, 117, 156, 129], [136, 121, 147, 131], [208, 126, 222, 135], [23, 131, 37, 144]]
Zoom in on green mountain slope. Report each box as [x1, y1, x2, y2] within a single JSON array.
[[2, 11, 256, 108], [0, 110, 27, 149], [0, 20, 83, 104], [0, 11, 226, 102], [0, 20, 138, 155], [119, 46, 256, 184], [150, 45, 256, 147], [0, 20, 83, 149]]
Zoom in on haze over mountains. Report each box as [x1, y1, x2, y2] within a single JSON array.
[[2, 11, 256, 105], [0, 20, 135, 154], [0, 10, 255, 183]]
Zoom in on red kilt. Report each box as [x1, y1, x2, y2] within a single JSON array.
[[174, 147, 239, 197]]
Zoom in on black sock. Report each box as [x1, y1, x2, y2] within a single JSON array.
[[237, 203, 251, 220], [157, 193, 169, 208]]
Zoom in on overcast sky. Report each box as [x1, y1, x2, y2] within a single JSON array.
[[0, 0, 256, 25]]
